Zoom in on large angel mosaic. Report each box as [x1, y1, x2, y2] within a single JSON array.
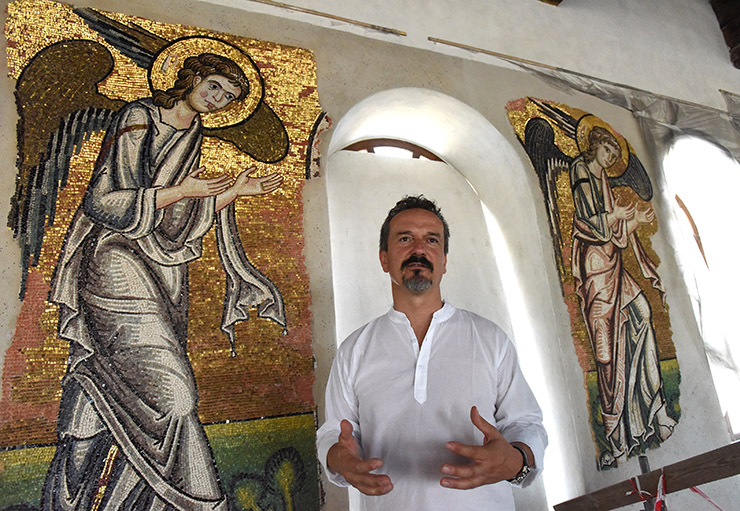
[[1, 1, 321, 509], [507, 98, 681, 469]]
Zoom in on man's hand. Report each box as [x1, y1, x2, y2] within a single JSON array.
[[326, 420, 393, 496], [440, 406, 527, 489]]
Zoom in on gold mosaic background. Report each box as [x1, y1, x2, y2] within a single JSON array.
[[1, 0, 321, 447], [506, 97, 675, 373]]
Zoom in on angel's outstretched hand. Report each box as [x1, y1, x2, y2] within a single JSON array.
[[232, 166, 283, 196], [178, 166, 233, 197]]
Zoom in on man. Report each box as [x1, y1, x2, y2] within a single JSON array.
[[316, 195, 547, 510]]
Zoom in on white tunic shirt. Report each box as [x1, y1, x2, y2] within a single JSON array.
[[316, 303, 547, 511]]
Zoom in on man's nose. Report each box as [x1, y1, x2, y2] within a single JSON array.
[[411, 239, 426, 253], [213, 89, 224, 103]]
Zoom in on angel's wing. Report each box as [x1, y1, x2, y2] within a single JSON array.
[[73, 7, 167, 67], [9, 40, 125, 298], [523, 117, 573, 273], [611, 152, 653, 201]]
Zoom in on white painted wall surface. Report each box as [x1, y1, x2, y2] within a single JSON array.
[[202, 0, 740, 111], [0, 1, 738, 510]]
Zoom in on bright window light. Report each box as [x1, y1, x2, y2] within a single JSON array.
[[482, 203, 567, 509], [372, 146, 413, 159], [663, 136, 740, 439]]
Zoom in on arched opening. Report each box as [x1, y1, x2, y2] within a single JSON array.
[[319, 87, 578, 509], [662, 135, 740, 439]]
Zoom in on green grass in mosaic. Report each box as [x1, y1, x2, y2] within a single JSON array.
[[586, 358, 681, 470], [0, 414, 319, 510]]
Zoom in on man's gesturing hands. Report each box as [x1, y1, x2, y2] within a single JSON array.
[[326, 420, 394, 496], [440, 406, 530, 489]]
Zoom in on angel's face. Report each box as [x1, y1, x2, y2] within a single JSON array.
[[186, 75, 242, 114], [595, 141, 620, 169]]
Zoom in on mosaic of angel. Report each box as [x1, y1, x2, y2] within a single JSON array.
[[507, 98, 680, 469], [8, 8, 293, 510]]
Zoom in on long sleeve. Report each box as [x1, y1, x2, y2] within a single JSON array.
[[493, 338, 547, 486], [315, 340, 361, 487]]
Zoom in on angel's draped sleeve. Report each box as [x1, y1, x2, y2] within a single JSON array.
[[82, 102, 163, 239], [570, 157, 616, 244]]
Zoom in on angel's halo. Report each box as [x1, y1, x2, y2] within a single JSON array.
[[149, 36, 264, 129]]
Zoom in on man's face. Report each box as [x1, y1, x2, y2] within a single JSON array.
[[186, 75, 241, 114], [380, 208, 447, 294]]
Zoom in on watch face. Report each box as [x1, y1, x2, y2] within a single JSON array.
[[510, 464, 531, 485]]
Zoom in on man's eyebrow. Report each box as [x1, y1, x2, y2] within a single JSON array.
[[393, 230, 441, 237]]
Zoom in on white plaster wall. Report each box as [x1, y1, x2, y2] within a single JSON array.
[[324, 151, 511, 342], [0, 1, 738, 510], [203, 0, 740, 111]]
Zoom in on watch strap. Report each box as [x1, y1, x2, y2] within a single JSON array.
[[507, 444, 531, 484]]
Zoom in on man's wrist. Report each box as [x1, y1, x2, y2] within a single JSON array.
[[507, 444, 531, 485]]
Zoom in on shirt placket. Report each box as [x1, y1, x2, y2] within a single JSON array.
[[412, 321, 438, 404]]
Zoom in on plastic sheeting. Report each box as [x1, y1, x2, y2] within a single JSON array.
[[504, 60, 740, 168]]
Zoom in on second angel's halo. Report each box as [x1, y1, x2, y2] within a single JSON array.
[[149, 36, 263, 129]]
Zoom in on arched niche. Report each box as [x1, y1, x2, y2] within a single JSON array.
[[309, 87, 583, 509]]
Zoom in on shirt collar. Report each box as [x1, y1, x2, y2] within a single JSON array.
[[387, 301, 456, 324]]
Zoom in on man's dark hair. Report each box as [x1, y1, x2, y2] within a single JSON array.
[[379, 195, 450, 254]]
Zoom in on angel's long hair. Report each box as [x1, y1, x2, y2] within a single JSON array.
[[153, 53, 249, 108], [583, 126, 621, 165]]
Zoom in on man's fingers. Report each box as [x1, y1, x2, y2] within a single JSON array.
[[260, 174, 283, 187], [470, 406, 501, 442], [445, 441, 482, 460], [440, 475, 479, 490], [353, 457, 383, 473], [348, 471, 393, 496], [339, 419, 354, 438], [440, 462, 475, 480], [440, 460, 486, 490]]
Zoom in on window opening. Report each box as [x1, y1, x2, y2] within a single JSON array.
[[343, 138, 443, 161], [663, 136, 740, 439]]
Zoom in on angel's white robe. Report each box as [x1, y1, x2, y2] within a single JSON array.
[[43, 99, 285, 510]]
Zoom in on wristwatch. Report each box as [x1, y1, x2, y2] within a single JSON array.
[[507, 444, 531, 485]]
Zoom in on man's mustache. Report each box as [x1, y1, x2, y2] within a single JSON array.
[[401, 255, 433, 272]]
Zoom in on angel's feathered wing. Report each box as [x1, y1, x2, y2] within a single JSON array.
[[523, 116, 573, 274], [9, 40, 125, 297]]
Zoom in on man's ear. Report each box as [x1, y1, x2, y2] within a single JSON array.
[[379, 250, 389, 273], [193, 75, 203, 86]]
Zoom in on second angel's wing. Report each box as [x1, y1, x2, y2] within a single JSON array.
[[523, 117, 574, 273], [609, 152, 653, 201], [9, 39, 124, 298]]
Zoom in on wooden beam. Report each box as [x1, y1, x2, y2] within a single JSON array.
[[554, 442, 740, 511], [246, 0, 406, 36], [709, 0, 740, 69]]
